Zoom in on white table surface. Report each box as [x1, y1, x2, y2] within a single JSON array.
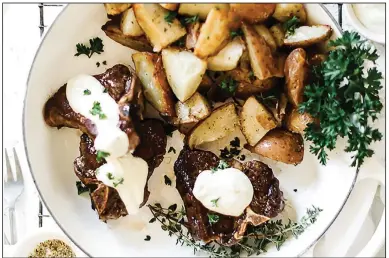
[[2, 3, 385, 257]]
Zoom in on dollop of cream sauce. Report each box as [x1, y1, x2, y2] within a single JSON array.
[[193, 167, 254, 217], [352, 4, 385, 34], [66, 74, 148, 214]]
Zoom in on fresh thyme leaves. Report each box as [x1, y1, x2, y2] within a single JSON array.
[[76, 181, 89, 195], [182, 15, 199, 25], [103, 88, 108, 93], [220, 137, 242, 159], [164, 175, 172, 186], [283, 16, 300, 36], [165, 11, 178, 23], [299, 31, 383, 168], [96, 62, 100, 67], [90, 101, 107, 119], [168, 147, 176, 154], [102, 60, 107, 65], [230, 28, 243, 39], [212, 160, 230, 172], [75, 37, 104, 58], [149, 203, 322, 258], [207, 214, 220, 224], [230, 137, 240, 148], [210, 198, 220, 207], [168, 203, 178, 212], [107, 173, 114, 180], [96, 150, 110, 162], [113, 177, 124, 188], [219, 76, 238, 95], [83, 89, 91, 95], [144, 235, 151, 241]]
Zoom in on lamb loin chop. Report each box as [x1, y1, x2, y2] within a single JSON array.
[[174, 147, 284, 246]]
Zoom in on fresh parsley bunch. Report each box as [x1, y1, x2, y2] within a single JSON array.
[[299, 31, 383, 168]]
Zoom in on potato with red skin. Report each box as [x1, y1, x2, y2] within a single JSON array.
[[284, 48, 308, 107], [230, 4, 276, 24], [247, 129, 304, 165], [286, 108, 317, 134]]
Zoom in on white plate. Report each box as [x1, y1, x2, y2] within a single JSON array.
[[23, 4, 358, 257]]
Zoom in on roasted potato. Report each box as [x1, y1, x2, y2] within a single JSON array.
[[194, 8, 230, 59], [230, 4, 276, 24], [198, 73, 213, 93], [240, 96, 278, 146], [159, 3, 179, 11], [178, 122, 197, 135], [120, 8, 144, 37], [269, 24, 285, 47], [102, 21, 153, 52], [162, 48, 207, 102], [104, 3, 131, 16], [284, 48, 308, 107], [273, 53, 287, 78], [272, 4, 307, 23], [242, 23, 278, 80], [188, 103, 240, 149], [175, 92, 211, 124], [248, 129, 304, 165], [178, 3, 230, 20], [207, 37, 245, 71], [132, 52, 175, 117], [185, 22, 201, 50], [133, 4, 186, 52], [269, 93, 288, 125], [286, 108, 317, 134], [254, 25, 277, 53], [284, 25, 332, 48]]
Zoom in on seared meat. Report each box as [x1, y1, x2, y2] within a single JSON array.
[[73, 119, 167, 221], [174, 147, 284, 245], [44, 64, 143, 151]]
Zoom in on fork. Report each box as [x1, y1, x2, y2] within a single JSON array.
[[4, 148, 24, 245]]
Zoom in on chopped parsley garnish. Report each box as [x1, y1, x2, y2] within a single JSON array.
[[168, 147, 176, 154], [212, 160, 230, 172], [113, 177, 124, 188], [103, 88, 108, 93], [230, 137, 240, 148], [83, 89, 91, 95], [144, 235, 151, 241], [90, 101, 107, 119], [164, 11, 177, 23], [207, 214, 220, 224], [182, 15, 199, 25], [164, 175, 172, 186], [220, 76, 238, 95], [107, 173, 114, 180], [96, 150, 110, 162], [283, 16, 300, 37], [102, 60, 107, 65], [76, 181, 89, 195], [220, 137, 242, 159], [211, 198, 220, 207], [75, 37, 104, 58], [96, 62, 100, 67], [230, 28, 243, 38]]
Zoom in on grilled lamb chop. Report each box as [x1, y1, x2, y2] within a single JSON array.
[[44, 64, 144, 151], [174, 147, 284, 246], [74, 119, 167, 221]]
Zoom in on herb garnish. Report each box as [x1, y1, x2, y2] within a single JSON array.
[[220, 77, 238, 95], [165, 11, 177, 23], [102, 60, 107, 65], [90, 101, 107, 119], [96, 62, 100, 67], [148, 204, 322, 257], [230, 28, 243, 39], [230, 137, 240, 147], [212, 160, 230, 172], [96, 150, 110, 162], [220, 137, 242, 159], [182, 15, 199, 25], [299, 32, 383, 168], [83, 89, 91, 95], [103, 88, 108, 93], [76, 181, 89, 195], [164, 175, 172, 186], [210, 198, 220, 207], [107, 173, 114, 180], [283, 16, 300, 36], [75, 37, 104, 58], [168, 147, 176, 154], [113, 177, 124, 188], [207, 214, 220, 224], [144, 235, 151, 241]]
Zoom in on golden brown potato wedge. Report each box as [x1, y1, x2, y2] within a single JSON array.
[[162, 48, 207, 102], [187, 103, 240, 149], [185, 22, 201, 50], [104, 3, 131, 16], [273, 53, 287, 78], [207, 37, 245, 71], [272, 4, 307, 23], [175, 92, 211, 124], [178, 3, 230, 20], [133, 4, 186, 52], [242, 22, 278, 80], [284, 48, 308, 107], [132, 52, 175, 117], [248, 129, 304, 165], [254, 25, 277, 53], [284, 25, 333, 48], [269, 23, 285, 47], [240, 96, 278, 146], [194, 8, 230, 59], [286, 108, 317, 134], [120, 8, 144, 37], [102, 21, 153, 52], [230, 4, 276, 24], [159, 3, 179, 11]]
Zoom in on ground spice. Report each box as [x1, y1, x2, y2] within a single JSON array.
[[28, 239, 75, 257]]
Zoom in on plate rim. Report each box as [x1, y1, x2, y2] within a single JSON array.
[[22, 4, 358, 257]]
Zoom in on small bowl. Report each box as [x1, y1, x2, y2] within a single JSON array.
[[11, 228, 86, 257], [344, 4, 385, 44]]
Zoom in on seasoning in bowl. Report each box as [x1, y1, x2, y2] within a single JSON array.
[[29, 239, 75, 258]]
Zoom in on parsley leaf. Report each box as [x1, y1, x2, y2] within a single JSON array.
[[165, 11, 177, 23], [207, 213, 220, 224], [230, 28, 243, 38], [299, 31, 383, 168], [283, 16, 300, 37], [76, 181, 89, 195], [90, 101, 107, 120], [211, 198, 220, 207], [96, 150, 110, 162], [212, 160, 230, 172], [219, 76, 238, 95], [182, 15, 199, 25], [83, 89, 91, 95], [113, 177, 124, 188], [75, 37, 104, 58]]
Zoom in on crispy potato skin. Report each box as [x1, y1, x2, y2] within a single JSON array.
[[102, 21, 153, 52], [286, 108, 317, 134], [272, 4, 307, 23], [254, 25, 277, 53], [249, 129, 304, 165], [104, 3, 131, 16], [175, 92, 211, 124], [230, 4, 276, 24], [284, 48, 308, 107], [284, 25, 332, 48], [159, 3, 179, 11]]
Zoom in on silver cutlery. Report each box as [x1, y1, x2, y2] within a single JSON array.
[[4, 148, 24, 245]]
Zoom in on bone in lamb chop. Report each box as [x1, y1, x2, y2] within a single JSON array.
[[174, 147, 284, 246]]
